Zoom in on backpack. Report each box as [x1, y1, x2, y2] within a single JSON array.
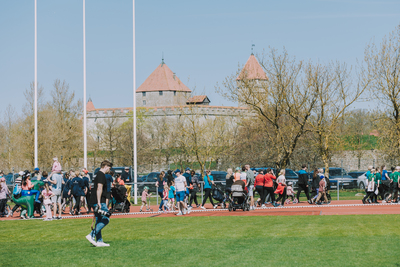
[[13, 184, 22, 198]]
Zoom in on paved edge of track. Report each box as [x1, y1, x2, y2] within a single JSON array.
[[3, 201, 400, 221]]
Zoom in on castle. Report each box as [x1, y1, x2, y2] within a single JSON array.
[[86, 53, 268, 131]]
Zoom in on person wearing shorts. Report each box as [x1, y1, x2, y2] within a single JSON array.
[[47, 171, 63, 220], [174, 169, 188, 216], [245, 164, 255, 210]]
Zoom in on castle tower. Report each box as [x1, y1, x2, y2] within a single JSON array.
[[136, 60, 191, 107], [236, 54, 268, 106]]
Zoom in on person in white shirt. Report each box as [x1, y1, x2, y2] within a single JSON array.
[[174, 169, 189, 216]]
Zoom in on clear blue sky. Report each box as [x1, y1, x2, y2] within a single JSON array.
[[1, 0, 400, 116]]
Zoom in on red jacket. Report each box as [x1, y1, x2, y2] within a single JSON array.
[[254, 174, 265, 187], [264, 174, 276, 187]]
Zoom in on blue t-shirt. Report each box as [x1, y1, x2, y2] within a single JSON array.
[[204, 175, 214, 189], [71, 177, 84, 196], [382, 170, 388, 180], [168, 186, 175, 198]]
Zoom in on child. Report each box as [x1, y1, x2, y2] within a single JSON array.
[[312, 169, 324, 203], [285, 182, 296, 204], [162, 184, 169, 212], [363, 168, 376, 204], [41, 183, 54, 221], [168, 182, 175, 211], [52, 157, 62, 173], [140, 186, 151, 212]]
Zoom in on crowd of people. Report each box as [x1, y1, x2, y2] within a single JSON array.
[[3, 161, 400, 219]]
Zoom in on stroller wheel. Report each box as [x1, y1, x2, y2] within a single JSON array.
[[233, 208, 236, 211], [228, 203, 232, 212]]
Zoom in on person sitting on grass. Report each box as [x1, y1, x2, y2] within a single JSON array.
[[140, 186, 151, 212]]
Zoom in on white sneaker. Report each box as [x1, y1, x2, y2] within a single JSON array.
[[261, 204, 266, 208], [95, 241, 110, 247], [187, 208, 191, 214], [176, 212, 183, 216], [200, 206, 206, 210], [183, 209, 187, 215], [213, 205, 218, 209], [86, 234, 97, 246]]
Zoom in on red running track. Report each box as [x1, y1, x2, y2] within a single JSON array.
[[2, 200, 400, 220]]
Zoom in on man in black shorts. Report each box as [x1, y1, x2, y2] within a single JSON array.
[[86, 160, 113, 247]]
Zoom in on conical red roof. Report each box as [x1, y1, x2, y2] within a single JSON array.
[[136, 63, 191, 93], [86, 99, 95, 111], [237, 54, 268, 80]]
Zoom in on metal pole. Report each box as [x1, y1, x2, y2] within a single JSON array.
[[83, 0, 87, 168], [133, 0, 138, 204], [34, 0, 38, 168]]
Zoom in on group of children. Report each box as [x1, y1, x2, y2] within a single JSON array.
[[140, 182, 176, 212]]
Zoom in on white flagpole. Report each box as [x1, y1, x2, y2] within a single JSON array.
[[83, 0, 87, 169], [133, 0, 138, 204], [34, 0, 38, 168]]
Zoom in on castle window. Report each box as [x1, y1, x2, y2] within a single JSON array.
[[143, 100, 146, 105], [159, 91, 163, 96], [174, 91, 176, 96], [142, 92, 146, 97]]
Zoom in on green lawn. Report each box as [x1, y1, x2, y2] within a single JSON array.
[[1, 214, 399, 266]]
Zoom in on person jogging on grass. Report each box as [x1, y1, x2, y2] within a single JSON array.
[[86, 160, 113, 247]]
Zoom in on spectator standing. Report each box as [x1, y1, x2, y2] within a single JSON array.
[[0, 176, 10, 217], [254, 170, 264, 207], [174, 169, 189, 215], [225, 168, 234, 203], [105, 170, 114, 208], [234, 167, 241, 181], [42, 183, 54, 221], [200, 170, 216, 210], [166, 170, 174, 187], [82, 170, 91, 213], [47, 170, 64, 219], [183, 168, 191, 188], [189, 170, 200, 208], [296, 164, 312, 204], [245, 165, 255, 210], [121, 167, 131, 183], [156, 171, 167, 212], [240, 166, 247, 186], [275, 170, 287, 206], [71, 170, 85, 215], [264, 168, 277, 207], [10, 171, 24, 217], [62, 172, 73, 214], [315, 174, 329, 205]]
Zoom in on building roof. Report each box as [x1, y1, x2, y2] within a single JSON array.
[[86, 99, 96, 111], [236, 54, 268, 80], [136, 62, 191, 93], [186, 95, 210, 104]]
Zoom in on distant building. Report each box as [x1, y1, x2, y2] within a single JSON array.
[[87, 54, 266, 132]]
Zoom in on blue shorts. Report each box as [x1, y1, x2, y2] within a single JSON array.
[[176, 191, 185, 202]]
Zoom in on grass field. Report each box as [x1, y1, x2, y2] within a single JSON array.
[[1, 214, 399, 266]]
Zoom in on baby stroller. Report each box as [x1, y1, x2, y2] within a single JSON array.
[[212, 186, 225, 209], [110, 184, 131, 213], [228, 184, 250, 211]]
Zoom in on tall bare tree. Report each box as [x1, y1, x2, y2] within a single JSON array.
[[364, 24, 400, 160]]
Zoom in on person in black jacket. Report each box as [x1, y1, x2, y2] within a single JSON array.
[[296, 164, 312, 204]]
